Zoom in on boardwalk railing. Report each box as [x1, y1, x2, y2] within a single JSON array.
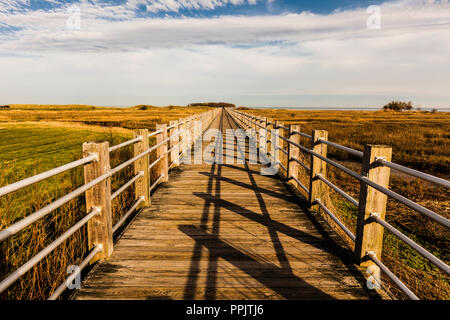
[[228, 108, 450, 300], [0, 108, 220, 299]]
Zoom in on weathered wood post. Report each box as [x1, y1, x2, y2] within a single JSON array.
[[179, 118, 186, 160], [169, 120, 179, 168], [156, 124, 169, 183], [134, 129, 150, 206], [260, 117, 267, 157], [185, 117, 191, 151], [83, 141, 113, 263], [255, 116, 261, 150], [193, 115, 199, 142], [189, 116, 195, 147], [275, 121, 286, 178], [266, 118, 274, 162], [355, 145, 392, 274], [289, 125, 301, 188], [309, 130, 328, 210]]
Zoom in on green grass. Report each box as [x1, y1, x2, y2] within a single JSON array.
[[0, 123, 135, 299], [0, 124, 130, 181]]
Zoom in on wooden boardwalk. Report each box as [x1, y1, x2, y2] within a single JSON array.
[[74, 110, 382, 300]]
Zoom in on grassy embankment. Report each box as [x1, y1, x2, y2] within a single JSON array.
[[241, 107, 449, 300], [0, 104, 211, 299]]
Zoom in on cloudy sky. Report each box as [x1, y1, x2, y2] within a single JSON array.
[[0, 0, 449, 108]]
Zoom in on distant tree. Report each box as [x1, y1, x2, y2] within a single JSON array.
[[0, 105, 11, 109], [382, 101, 413, 111], [431, 108, 438, 113], [189, 102, 236, 108]]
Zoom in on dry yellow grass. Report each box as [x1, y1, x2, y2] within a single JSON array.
[[239, 107, 449, 300], [2, 104, 212, 130], [1, 105, 448, 300], [0, 105, 212, 299]]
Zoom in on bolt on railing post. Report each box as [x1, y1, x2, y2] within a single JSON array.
[[134, 129, 150, 206], [289, 124, 301, 189], [355, 145, 392, 272], [82, 141, 113, 263], [169, 120, 179, 168], [156, 124, 169, 183], [309, 130, 328, 210]]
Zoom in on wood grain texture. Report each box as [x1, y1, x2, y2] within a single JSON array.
[[309, 130, 328, 210], [134, 129, 150, 206], [355, 145, 392, 269], [74, 110, 385, 300], [82, 141, 113, 262], [288, 124, 301, 189], [156, 124, 169, 183]]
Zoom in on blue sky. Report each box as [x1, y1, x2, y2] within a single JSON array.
[[2, 0, 387, 16], [1, 0, 449, 108]]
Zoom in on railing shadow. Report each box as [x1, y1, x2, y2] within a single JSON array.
[[179, 224, 335, 299], [182, 108, 381, 300]]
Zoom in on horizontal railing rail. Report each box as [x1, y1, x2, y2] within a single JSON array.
[[229, 108, 450, 300], [0, 107, 221, 299]]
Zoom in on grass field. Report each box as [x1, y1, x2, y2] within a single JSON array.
[[0, 105, 448, 299], [0, 104, 212, 130], [0, 122, 136, 299], [240, 107, 449, 300]]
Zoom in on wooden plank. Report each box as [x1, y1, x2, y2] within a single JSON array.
[[74, 109, 386, 300]]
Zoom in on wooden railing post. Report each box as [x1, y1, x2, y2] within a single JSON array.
[[355, 145, 392, 271], [134, 129, 150, 206], [179, 118, 186, 160], [156, 124, 169, 183], [267, 118, 274, 161], [255, 116, 261, 150], [169, 120, 179, 168], [289, 125, 301, 188], [309, 130, 328, 210], [83, 141, 113, 263], [188, 116, 194, 147], [275, 120, 286, 177], [260, 117, 267, 156]]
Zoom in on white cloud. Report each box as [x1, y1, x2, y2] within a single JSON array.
[[0, 0, 449, 107]]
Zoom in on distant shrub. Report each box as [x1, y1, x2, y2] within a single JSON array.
[[0, 105, 11, 109], [382, 101, 413, 111]]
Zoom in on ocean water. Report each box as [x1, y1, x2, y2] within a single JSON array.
[[251, 106, 450, 112]]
